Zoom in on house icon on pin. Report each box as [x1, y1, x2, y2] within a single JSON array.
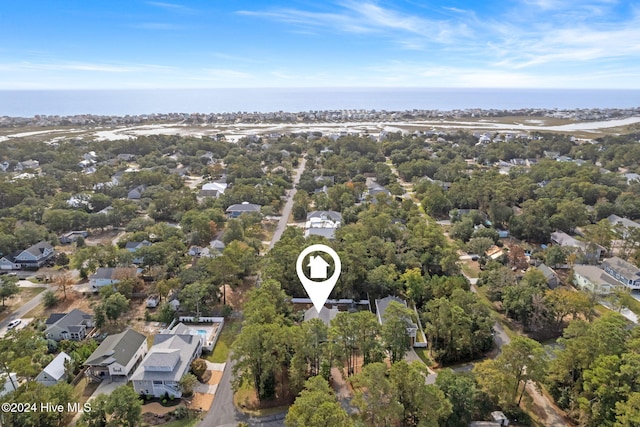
[[307, 255, 330, 279]]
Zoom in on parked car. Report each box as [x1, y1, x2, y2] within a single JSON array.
[[7, 319, 21, 330]]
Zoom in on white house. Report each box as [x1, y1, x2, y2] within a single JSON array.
[[199, 182, 227, 198], [89, 267, 137, 290], [131, 332, 202, 398], [84, 329, 148, 383], [573, 264, 618, 295], [305, 211, 342, 240], [36, 352, 71, 386]]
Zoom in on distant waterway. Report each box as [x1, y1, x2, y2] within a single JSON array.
[[1, 87, 640, 117]]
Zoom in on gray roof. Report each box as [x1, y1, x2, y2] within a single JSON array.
[[125, 240, 150, 250], [90, 267, 117, 280], [305, 227, 337, 240], [375, 296, 407, 324], [90, 267, 137, 281], [307, 211, 342, 222], [536, 263, 556, 280], [607, 214, 640, 230], [41, 352, 71, 381], [603, 257, 640, 279], [84, 329, 147, 367], [574, 264, 620, 288], [45, 313, 66, 325], [130, 334, 200, 383], [45, 309, 92, 330], [304, 306, 339, 325], [226, 203, 261, 213], [24, 241, 53, 257], [551, 231, 583, 248]]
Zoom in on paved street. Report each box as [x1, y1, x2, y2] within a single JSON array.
[[269, 156, 307, 249], [0, 283, 55, 334], [201, 156, 308, 427]]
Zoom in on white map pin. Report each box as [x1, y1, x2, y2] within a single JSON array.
[[296, 244, 341, 313]]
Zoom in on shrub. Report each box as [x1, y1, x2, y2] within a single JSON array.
[[43, 290, 58, 308], [190, 358, 207, 380]]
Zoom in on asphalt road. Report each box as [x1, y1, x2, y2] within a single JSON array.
[[0, 282, 55, 335], [201, 156, 308, 427], [269, 156, 307, 249]]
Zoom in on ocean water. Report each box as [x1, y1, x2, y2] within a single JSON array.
[[1, 88, 640, 117]]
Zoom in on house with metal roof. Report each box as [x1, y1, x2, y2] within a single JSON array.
[[84, 329, 148, 383], [131, 332, 202, 398], [36, 352, 71, 386]]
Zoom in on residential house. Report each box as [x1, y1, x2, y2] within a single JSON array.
[[199, 182, 227, 198], [374, 296, 418, 345], [607, 214, 640, 238], [89, 267, 137, 291], [125, 240, 151, 264], [602, 257, 640, 290], [305, 211, 342, 240], [0, 373, 18, 397], [14, 159, 39, 171], [535, 263, 559, 289], [128, 185, 146, 200], [551, 231, 604, 262], [303, 306, 339, 326], [225, 202, 261, 218], [59, 230, 89, 244], [362, 180, 391, 201], [573, 264, 618, 294], [84, 329, 148, 382], [0, 241, 55, 270], [0, 256, 20, 271], [117, 153, 136, 162], [35, 352, 71, 386], [131, 332, 202, 398], [45, 309, 94, 342]]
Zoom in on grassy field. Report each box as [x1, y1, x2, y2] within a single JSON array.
[[206, 318, 241, 363]]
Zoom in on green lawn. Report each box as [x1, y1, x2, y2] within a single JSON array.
[[413, 348, 435, 367], [206, 319, 241, 363]]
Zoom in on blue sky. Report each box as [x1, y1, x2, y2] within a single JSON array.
[[2, 0, 640, 89]]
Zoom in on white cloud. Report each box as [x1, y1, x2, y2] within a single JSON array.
[[146, 2, 196, 14], [238, 1, 473, 45]]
